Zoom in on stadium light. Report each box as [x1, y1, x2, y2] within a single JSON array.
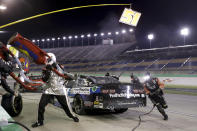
[[52, 38, 55, 41], [108, 32, 112, 35], [63, 36, 66, 40], [74, 35, 78, 39], [41, 39, 45, 42], [32, 40, 35, 42], [147, 34, 154, 48], [101, 33, 104, 36], [122, 29, 126, 34], [94, 33, 98, 37], [87, 34, 91, 37], [57, 37, 60, 40], [0, 5, 7, 10], [37, 40, 40, 42], [81, 35, 84, 38], [115, 31, 119, 35], [129, 28, 133, 32], [47, 38, 50, 41], [180, 27, 189, 45], [68, 36, 72, 39]]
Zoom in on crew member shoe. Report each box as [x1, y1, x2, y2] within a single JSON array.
[[163, 104, 168, 109], [32, 121, 44, 128], [163, 114, 168, 120], [73, 117, 79, 122]]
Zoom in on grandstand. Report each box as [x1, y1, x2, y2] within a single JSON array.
[[30, 43, 197, 74]]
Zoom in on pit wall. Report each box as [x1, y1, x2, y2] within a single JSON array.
[[75, 72, 197, 87], [31, 71, 197, 87]]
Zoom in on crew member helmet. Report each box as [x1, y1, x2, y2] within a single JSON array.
[[46, 53, 56, 65]]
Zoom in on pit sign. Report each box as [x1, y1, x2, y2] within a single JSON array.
[[119, 8, 141, 26]]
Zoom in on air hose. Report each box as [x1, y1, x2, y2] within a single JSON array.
[[131, 105, 155, 131], [8, 121, 31, 131]]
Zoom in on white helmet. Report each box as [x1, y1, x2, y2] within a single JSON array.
[[46, 53, 56, 65]]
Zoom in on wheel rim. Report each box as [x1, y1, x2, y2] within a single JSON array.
[[13, 96, 22, 113], [74, 97, 83, 113]]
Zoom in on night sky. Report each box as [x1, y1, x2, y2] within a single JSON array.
[[0, 0, 197, 48]]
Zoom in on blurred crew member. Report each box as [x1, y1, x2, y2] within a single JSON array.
[[130, 73, 140, 84], [32, 53, 79, 128], [0, 42, 17, 96], [105, 72, 110, 76], [144, 72, 168, 120]]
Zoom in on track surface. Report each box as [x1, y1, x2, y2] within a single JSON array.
[[1, 92, 196, 131]]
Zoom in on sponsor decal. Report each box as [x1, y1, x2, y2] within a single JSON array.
[[133, 89, 145, 94], [118, 102, 137, 105], [119, 8, 141, 26], [91, 86, 97, 92], [90, 86, 101, 93], [109, 93, 144, 98], [94, 101, 99, 105], [84, 101, 93, 106], [101, 89, 116, 94], [94, 103, 103, 108], [70, 87, 90, 94]]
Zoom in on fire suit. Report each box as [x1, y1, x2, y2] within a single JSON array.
[[144, 77, 168, 120], [32, 63, 79, 128], [0, 50, 15, 95]]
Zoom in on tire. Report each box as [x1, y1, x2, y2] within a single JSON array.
[[114, 108, 128, 113], [73, 95, 85, 115], [1, 93, 23, 117]]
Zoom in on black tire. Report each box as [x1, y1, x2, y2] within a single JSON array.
[[114, 108, 128, 113], [1, 93, 23, 117], [73, 95, 85, 115]]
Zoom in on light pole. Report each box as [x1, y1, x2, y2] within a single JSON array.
[[63, 36, 66, 47], [57, 37, 60, 48], [94, 33, 97, 45], [81, 35, 84, 47], [41, 39, 45, 48], [87, 34, 91, 45], [74, 35, 78, 46], [148, 34, 154, 48], [68, 36, 72, 47], [47, 38, 50, 48], [180, 27, 189, 45], [37, 40, 40, 47], [122, 29, 126, 42], [115, 31, 119, 44], [52, 38, 55, 48]]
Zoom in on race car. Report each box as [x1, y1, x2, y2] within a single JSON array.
[[63, 75, 146, 115]]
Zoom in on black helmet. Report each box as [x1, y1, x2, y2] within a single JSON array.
[[105, 72, 110, 76], [130, 73, 134, 78]]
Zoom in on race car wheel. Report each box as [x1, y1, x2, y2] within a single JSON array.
[[73, 95, 85, 115], [1, 93, 23, 117], [114, 108, 128, 113]]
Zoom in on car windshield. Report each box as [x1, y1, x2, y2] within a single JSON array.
[[88, 76, 120, 84]]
